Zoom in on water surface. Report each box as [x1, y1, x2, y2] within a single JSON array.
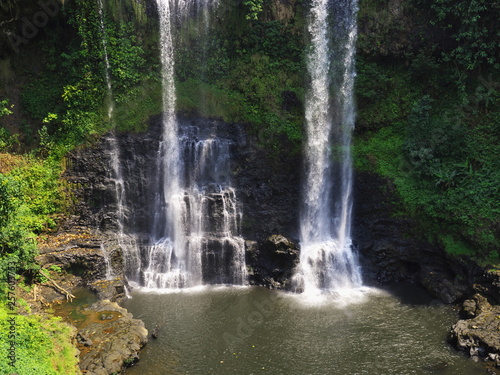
[[122, 286, 484, 375]]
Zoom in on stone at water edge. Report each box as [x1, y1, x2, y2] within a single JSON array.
[[246, 235, 300, 289], [461, 294, 492, 319], [450, 295, 500, 366], [78, 300, 148, 375]]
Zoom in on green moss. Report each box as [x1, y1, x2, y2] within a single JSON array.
[[114, 79, 162, 132], [355, 59, 418, 131], [354, 126, 404, 177], [176, 79, 246, 123], [440, 234, 474, 257]]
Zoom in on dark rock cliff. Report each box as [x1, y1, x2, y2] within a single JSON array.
[[64, 115, 302, 288], [63, 115, 495, 301], [352, 170, 500, 305]]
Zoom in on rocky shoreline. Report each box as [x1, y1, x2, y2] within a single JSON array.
[[33, 227, 500, 374], [77, 300, 148, 375], [450, 294, 500, 372], [30, 229, 149, 375]]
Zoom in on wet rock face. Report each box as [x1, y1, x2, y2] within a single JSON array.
[[78, 300, 148, 375], [352, 171, 471, 303], [450, 294, 500, 367], [232, 136, 301, 242], [246, 235, 300, 289], [64, 117, 496, 300], [64, 147, 118, 231], [36, 231, 127, 302], [352, 171, 500, 304], [64, 115, 302, 243], [64, 115, 301, 288]]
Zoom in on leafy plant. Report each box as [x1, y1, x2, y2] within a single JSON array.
[[244, 0, 264, 20], [428, 0, 499, 71], [0, 304, 80, 375], [0, 99, 13, 117], [0, 156, 64, 287]]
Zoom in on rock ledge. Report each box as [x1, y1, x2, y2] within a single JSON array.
[[450, 294, 500, 368], [78, 300, 148, 375]]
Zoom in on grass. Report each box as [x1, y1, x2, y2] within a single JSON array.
[[0, 303, 80, 375]]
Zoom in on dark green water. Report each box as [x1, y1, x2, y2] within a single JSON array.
[[122, 286, 484, 375]]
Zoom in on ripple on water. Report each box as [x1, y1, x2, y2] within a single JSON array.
[[122, 286, 486, 375]]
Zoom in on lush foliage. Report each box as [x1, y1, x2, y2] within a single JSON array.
[[427, 0, 500, 71], [0, 304, 80, 375], [355, 0, 499, 263], [244, 0, 264, 20], [175, 10, 305, 149], [0, 157, 64, 284], [15, 0, 156, 153], [0, 99, 13, 117], [0, 100, 18, 151], [0, 0, 497, 275]]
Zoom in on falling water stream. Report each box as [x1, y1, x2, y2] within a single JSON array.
[[98, 0, 119, 280], [98, 0, 114, 121], [106, 0, 246, 290], [293, 0, 362, 296], [142, 124, 247, 288]]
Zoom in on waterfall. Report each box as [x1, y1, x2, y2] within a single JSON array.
[[100, 243, 115, 280], [143, 124, 247, 288], [112, 0, 246, 289], [106, 134, 141, 282], [293, 0, 362, 295], [98, 0, 114, 121]]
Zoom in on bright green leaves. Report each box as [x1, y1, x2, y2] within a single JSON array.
[[244, 0, 264, 20], [0, 305, 80, 375], [0, 174, 37, 282], [106, 22, 147, 103], [0, 157, 63, 283], [0, 99, 13, 117], [0, 99, 17, 152]]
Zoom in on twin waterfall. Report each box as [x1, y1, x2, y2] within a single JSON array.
[[104, 0, 361, 293]]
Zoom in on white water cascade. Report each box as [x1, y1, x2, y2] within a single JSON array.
[[131, 0, 246, 289], [144, 124, 247, 288], [293, 0, 362, 295], [106, 133, 142, 282], [98, 0, 121, 281], [97, 0, 114, 121]]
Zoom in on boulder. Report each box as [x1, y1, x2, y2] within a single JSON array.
[[450, 295, 500, 365], [246, 235, 300, 289], [36, 231, 127, 302], [419, 269, 467, 304], [78, 300, 148, 375], [461, 294, 492, 319]]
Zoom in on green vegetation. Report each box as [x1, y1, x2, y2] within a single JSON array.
[[0, 304, 80, 375], [0, 0, 497, 332], [0, 156, 64, 285], [427, 0, 499, 72], [355, 0, 499, 264], [175, 12, 306, 149], [1, 97, 69, 372], [0, 100, 18, 150], [244, 0, 264, 20]]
